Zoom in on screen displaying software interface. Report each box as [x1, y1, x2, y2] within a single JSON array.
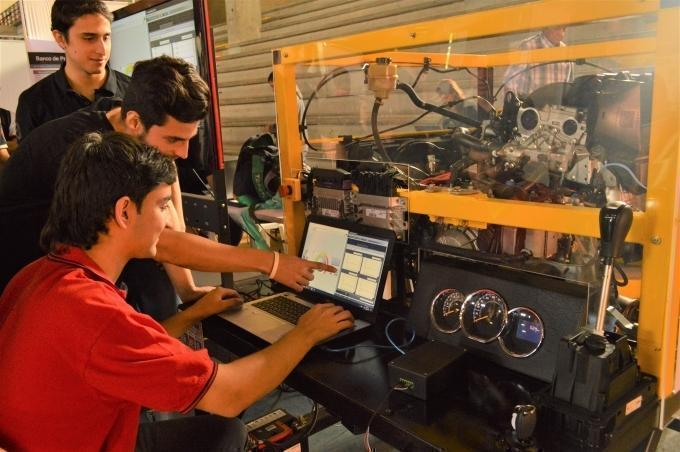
[[110, 0, 198, 75], [301, 222, 390, 312]]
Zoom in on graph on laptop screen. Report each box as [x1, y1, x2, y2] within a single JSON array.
[[301, 222, 390, 312]]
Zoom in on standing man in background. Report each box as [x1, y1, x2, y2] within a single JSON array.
[[435, 79, 474, 128], [15, 0, 129, 141], [502, 27, 574, 99]]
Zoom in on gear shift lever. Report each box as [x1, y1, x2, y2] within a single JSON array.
[[549, 201, 650, 444], [594, 202, 633, 336]]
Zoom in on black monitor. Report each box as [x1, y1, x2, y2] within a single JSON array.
[[110, 0, 223, 181]]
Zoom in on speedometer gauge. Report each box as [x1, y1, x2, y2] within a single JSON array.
[[460, 289, 508, 343], [430, 289, 465, 334]]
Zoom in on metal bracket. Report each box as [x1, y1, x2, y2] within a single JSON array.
[[181, 168, 234, 288], [281, 177, 302, 201]]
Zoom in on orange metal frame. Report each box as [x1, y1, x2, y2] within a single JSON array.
[[271, 1, 680, 410]]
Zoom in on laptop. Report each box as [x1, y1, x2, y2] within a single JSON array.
[[219, 216, 395, 344]]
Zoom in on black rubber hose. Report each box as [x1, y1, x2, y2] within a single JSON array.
[[301, 67, 364, 151], [371, 98, 391, 161], [450, 132, 495, 153], [426, 241, 530, 266], [396, 81, 481, 128]]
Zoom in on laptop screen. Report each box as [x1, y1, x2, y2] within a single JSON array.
[[301, 222, 391, 312]]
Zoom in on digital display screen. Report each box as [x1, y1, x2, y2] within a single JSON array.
[[110, 0, 197, 75], [515, 318, 543, 344], [301, 222, 390, 312]]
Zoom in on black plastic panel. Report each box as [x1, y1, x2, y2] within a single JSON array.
[[409, 253, 592, 382]]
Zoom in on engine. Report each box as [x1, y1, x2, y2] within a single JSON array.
[[445, 73, 652, 208], [496, 105, 591, 188]]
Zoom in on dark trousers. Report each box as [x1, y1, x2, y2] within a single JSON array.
[[136, 414, 247, 452]]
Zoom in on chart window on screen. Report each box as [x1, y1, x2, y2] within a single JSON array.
[[301, 222, 390, 312], [110, 0, 198, 75]]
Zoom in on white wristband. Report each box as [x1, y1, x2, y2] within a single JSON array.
[[268, 252, 280, 279]]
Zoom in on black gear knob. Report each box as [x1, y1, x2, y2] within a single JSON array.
[[599, 202, 633, 264], [511, 404, 536, 442]]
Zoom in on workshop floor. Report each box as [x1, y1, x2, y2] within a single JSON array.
[[242, 388, 396, 451], [659, 422, 680, 451], [196, 270, 680, 451]]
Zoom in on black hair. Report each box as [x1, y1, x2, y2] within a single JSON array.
[[51, 0, 113, 40], [122, 55, 210, 129], [267, 72, 274, 84], [40, 132, 176, 253]]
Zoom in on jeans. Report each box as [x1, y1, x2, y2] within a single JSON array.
[[135, 414, 247, 452]]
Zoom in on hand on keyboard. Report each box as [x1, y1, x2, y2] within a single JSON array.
[[191, 287, 243, 319], [253, 296, 310, 324], [295, 303, 354, 345], [273, 254, 336, 292]]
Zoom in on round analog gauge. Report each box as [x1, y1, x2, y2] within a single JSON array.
[[430, 289, 465, 334], [460, 289, 508, 343], [499, 307, 544, 358]]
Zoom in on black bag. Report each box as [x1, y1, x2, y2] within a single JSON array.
[[233, 133, 280, 204]]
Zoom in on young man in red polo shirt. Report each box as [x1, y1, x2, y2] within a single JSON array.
[[0, 132, 353, 451]]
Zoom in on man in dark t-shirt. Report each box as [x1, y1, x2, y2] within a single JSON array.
[[0, 104, 180, 320], [15, 0, 129, 141], [16, 61, 128, 142], [0, 109, 113, 290]]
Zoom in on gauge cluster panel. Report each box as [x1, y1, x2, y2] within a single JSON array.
[[430, 288, 546, 358], [410, 254, 592, 382]]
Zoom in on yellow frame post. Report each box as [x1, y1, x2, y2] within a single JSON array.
[[636, 5, 680, 408], [272, 57, 306, 254]]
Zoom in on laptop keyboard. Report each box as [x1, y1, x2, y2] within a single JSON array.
[[253, 295, 310, 325]]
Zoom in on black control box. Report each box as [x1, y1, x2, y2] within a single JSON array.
[[388, 341, 465, 400]]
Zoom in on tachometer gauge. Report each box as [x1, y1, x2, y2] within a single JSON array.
[[461, 289, 508, 343], [499, 307, 544, 358], [430, 289, 465, 334]]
